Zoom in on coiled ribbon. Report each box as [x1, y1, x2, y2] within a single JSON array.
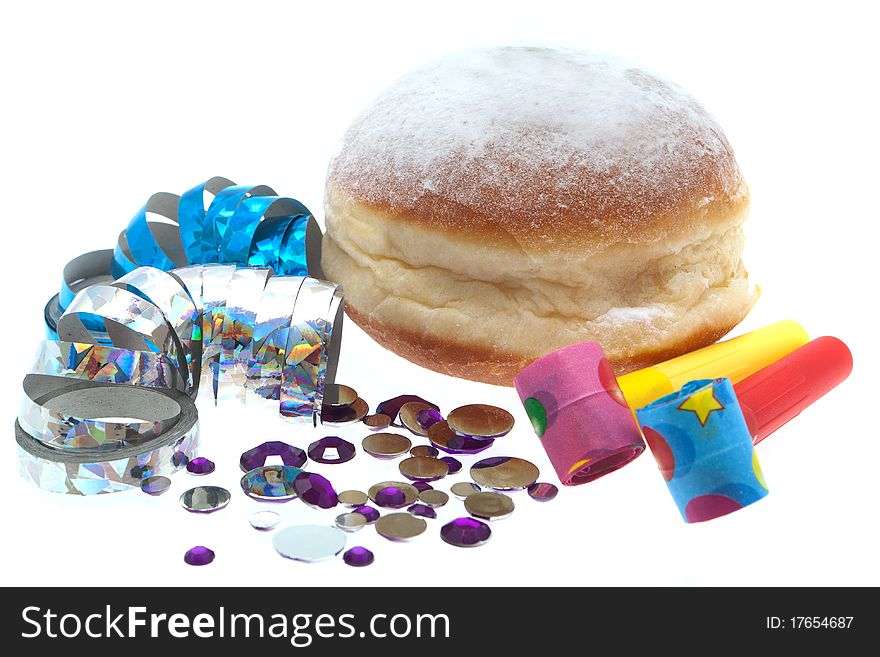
[[54, 265, 343, 423], [18, 264, 343, 494], [44, 178, 322, 338], [113, 177, 321, 278]]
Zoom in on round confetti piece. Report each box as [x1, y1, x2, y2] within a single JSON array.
[[240, 465, 302, 502], [352, 505, 380, 523], [440, 517, 491, 548], [407, 503, 437, 519], [273, 525, 347, 562], [447, 404, 515, 438], [464, 491, 515, 520], [184, 546, 215, 566], [450, 482, 481, 499], [428, 421, 495, 454], [292, 472, 339, 509], [368, 481, 419, 506], [376, 512, 427, 541], [307, 436, 356, 465], [373, 486, 408, 508], [322, 397, 369, 426], [239, 441, 307, 473], [140, 475, 171, 496], [186, 456, 215, 475], [179, 486, 231, 513], [416, 408, 444, 430], [338, 490, 369, 508], [362, 432, 412, 459], [323, 383, 359, 407], [399, 402, 435, 436], [527, 482, 559, 502], [398, 456, 449, 482], [470, 456, 539, 490], [335, 512, 367, 532], [410, 444, 440, 458], [363, 413, 392, 431], [418, 489, 449, 507], [349, 397, 370, 419], [343, 546, 374, 567], [249, 510, 281, 531]]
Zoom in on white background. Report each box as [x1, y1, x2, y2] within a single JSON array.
[[0, 0, 877, 587]]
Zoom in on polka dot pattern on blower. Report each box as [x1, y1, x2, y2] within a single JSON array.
[[635, 378, 768, 523]]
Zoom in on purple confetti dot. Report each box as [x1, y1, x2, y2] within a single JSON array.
[[374, 487, 407, 508], [292, 472, 338, 509], [441, 517, 491, 547], [186, 457, 215, 475], [184, 546, 215, 566], [352, 505, 380, 523], [240, 441, 307, 472], [343, 546, 374, 567], [307, 436, 356, 464], [407, 503, 437, 519], [417, 408, 444, 431]]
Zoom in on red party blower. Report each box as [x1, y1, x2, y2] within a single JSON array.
[[734, 336, 853, 444]]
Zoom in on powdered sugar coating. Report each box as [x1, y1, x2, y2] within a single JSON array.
[[328, 47, 747, 253], [596, 305, 674, 326]]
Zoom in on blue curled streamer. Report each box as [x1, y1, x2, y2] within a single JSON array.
[[178, 176, 235, 264], [229, 195, 310, 267], [249, 214, 310, 275], [107, 178, 314, 278], [279, 216, 310, 276], [200, 184, 277, 264]]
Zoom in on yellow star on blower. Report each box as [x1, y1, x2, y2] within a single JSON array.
[[677, 386, 725, 426]]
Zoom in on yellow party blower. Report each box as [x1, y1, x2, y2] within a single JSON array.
[[617, 320, 809, 411]]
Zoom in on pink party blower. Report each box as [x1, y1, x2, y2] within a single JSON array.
[[514, 342, 645, 485]]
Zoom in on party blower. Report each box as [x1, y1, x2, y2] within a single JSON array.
[[517, 323, 852, 508], [517, 332, 851, 521], [616, 319, 810, 411], [514, 320, 809, 485], [636, 334, 851, 523]]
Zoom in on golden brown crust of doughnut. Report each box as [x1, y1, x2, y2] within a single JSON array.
[[324, 48, 756, 384], [327, 47, 748, 256]]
